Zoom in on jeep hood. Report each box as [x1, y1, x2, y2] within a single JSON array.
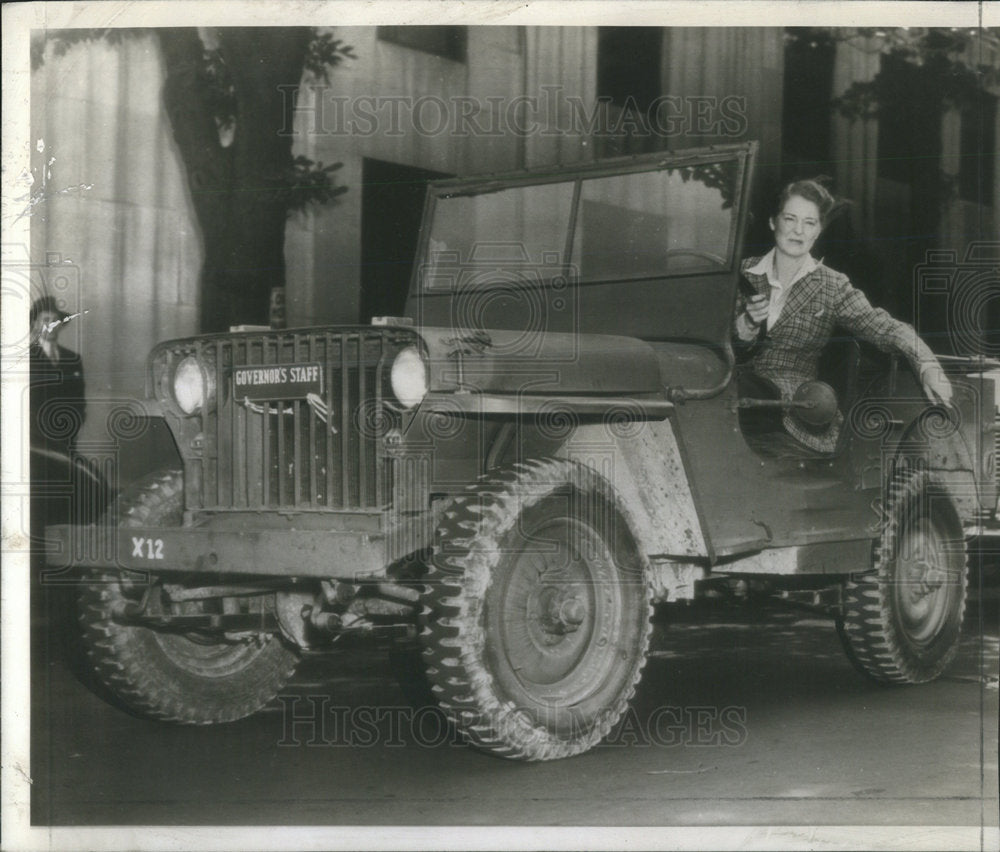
[[417, 327, 664, 398]]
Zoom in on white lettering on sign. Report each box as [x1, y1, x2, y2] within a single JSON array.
[[288, 365, 320, 383], [234, 367, 289, 387], [131, 536, 164, 560], [232, 363, 323, 399]]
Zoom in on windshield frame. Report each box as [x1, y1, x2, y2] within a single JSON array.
[[411, 142, 754, 295]]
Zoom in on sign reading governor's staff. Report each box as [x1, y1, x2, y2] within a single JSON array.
[[233, 362, 323, 401]]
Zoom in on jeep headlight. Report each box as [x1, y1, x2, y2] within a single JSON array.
[[390, 346, 428, 409], [172, 354, 215, 415]]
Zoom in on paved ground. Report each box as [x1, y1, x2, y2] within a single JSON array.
[[28, 568, 999, 830]]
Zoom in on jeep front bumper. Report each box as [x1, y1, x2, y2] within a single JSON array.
[[43, 521, 397, 580]]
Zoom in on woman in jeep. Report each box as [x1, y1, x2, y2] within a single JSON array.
[[733, 178, 953, 452]]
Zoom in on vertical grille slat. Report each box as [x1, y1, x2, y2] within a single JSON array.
[[276, 396, 286, 505], [325, 336, 335, 509], [214, 343, 223, 508], [340, 339, 350, 506], [195, 329, 398, 512], [231, 340, 240, 507], [199, 356, 210, 507], [307, 334, 318, 506], [374, 339, 387, 507], [994, 414, 999, 494], [260, 336, 271, 509], [236, 340, 247, 507], [358, 339, 369, 507], [293, 402, 302, 507]]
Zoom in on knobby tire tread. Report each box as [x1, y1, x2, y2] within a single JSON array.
[[419, 458, 653, 761]]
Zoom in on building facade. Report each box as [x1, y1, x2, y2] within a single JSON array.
[[29, 26, 995, 454], [284, 26, 784, 327]]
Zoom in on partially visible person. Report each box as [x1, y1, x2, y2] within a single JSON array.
[[734, 179, 952, 453], [29, 295, 86, 455]]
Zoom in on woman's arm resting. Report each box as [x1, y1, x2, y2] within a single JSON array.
[[918, 361, 954, 405], [834, 277, 953, 405]]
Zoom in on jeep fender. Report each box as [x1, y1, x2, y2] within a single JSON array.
[[882, 372, 991, 521], [892, 412, 982, 522], [554, 419, 707, 561]]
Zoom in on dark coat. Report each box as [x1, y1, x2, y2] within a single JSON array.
[[30, 343, 86, 453]]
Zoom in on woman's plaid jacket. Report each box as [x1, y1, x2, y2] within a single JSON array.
[[735, 255, 938, 452]]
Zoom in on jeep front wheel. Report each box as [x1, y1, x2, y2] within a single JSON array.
[[419, 458, 652, 760], [837, 469, 968, 684], [77, 469, 299, 724]]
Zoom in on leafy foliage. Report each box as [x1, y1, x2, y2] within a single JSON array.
[[31, 28, 128, 71], [675, 160, 738, 210], [280, 158, 349, 212], [303, 31, 356, 83], [785, 27, 1000, 120]]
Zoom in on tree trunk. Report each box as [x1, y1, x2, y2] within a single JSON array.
[[157, 28, 310, 332]]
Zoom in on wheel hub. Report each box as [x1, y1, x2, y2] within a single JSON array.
[[895, 523, 955, 646], [489, 513, 621, 693], [536, 585, 587, 636], [909, 559, 947, 600]]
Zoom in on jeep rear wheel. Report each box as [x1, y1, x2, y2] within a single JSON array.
[[77, 469, 299, 724], [837, 469, 967, 684], [419, 458, 652, 760]]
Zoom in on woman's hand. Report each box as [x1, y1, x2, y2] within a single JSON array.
[[744, 293, 769, 327], [920, 362, 953, 406]]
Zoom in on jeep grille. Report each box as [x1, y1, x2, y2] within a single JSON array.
[[995, 413, 999, 494], [163, 329, 414, 511]]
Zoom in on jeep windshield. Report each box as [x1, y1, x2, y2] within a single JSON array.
[[418, 156, 740, 289], [409, 143, 756, 346]]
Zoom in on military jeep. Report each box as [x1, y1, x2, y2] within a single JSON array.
[[46, 142, 1000, 761]]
